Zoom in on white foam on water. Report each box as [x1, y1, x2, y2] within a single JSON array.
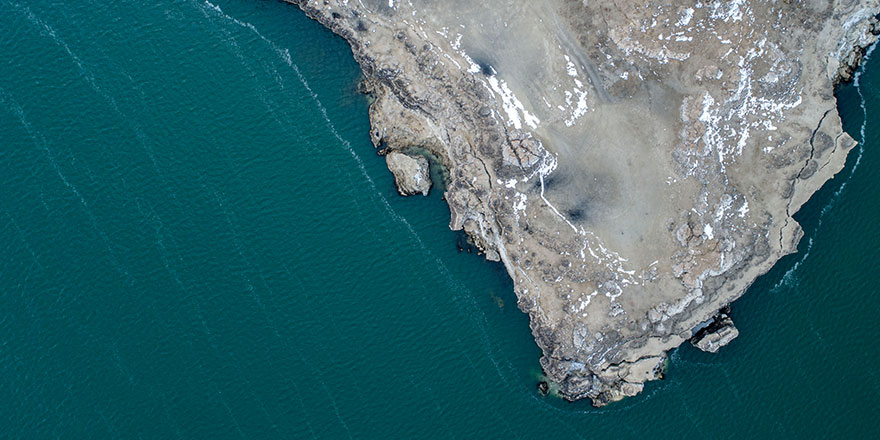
[[197, 2, 375, 230], [2, 79, 199, 436], [200, 8, 545, 425], [14, 4, 324, 436], [774, 44, 875, 291], [0, 87, 133, 284], [1, 209, 45, 270], [128, 190, 266, 439], [201, 0, 468, 282], [208, 190, 327, 439], [200, 4, 526, 435], [12, 1, 204, 235]]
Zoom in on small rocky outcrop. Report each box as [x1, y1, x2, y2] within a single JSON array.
[[536, 381, 549, 396], [691, 311, 739, 354], [386, 151, 431, 196]]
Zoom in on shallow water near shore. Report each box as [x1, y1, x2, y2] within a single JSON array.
[[1, 1, 878, 438]]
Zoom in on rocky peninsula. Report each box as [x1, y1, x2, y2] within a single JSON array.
[[285, 0, 879, 406]]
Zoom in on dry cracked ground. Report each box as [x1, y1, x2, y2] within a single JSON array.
[[288, 0, 880, 405]]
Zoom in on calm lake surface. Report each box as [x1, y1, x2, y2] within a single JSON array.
[[1, 1, 878, 438]]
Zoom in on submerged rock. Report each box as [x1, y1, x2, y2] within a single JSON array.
[[537, 381, 549, 396], [385, 151, 431, 196]]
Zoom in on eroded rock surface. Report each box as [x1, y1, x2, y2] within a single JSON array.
[[286, 0, 879, 406], [386, 151, 431, 196], [691, 309, 739, 353]]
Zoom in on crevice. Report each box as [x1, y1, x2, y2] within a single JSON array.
[[473, 152, 493, 190], [801, 108, 834, 179], [816, 131, 847, 174], [778, 107, 834, 248]]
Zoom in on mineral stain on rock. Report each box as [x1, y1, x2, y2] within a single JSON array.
[[285, 0, 880, 406]]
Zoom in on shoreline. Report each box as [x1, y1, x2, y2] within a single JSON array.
[[286, 0, 880, 406]]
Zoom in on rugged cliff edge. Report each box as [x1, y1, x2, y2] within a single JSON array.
[[285, 0, 879, 405]]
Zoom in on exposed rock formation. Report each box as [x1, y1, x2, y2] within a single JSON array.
[[386, 151, 431, 196], [285, 0, 880, 406], [691, 309, 739, 353]]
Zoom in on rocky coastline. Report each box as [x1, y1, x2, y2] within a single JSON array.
[[285, 0, 879, 406]]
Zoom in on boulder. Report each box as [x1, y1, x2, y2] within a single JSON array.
[[386, 151, 431, 196], [691, 314, 739, 354]]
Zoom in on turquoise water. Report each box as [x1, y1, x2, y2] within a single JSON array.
[[1, 1, 877, 437]]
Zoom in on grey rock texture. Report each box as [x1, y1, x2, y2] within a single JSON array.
[[285, 0, 880, 406], [386, 151, 431, 196], [691, 312, 739, 353]]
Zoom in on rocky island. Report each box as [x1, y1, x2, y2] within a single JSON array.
[[285, 0, 879, 406]]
